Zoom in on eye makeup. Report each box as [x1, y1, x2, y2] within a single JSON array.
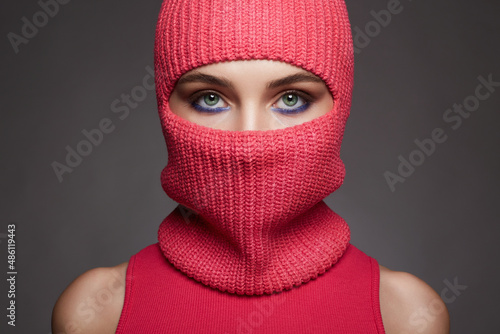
[[187, 90, 314, 114]]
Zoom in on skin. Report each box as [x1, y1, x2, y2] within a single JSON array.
[[168, 59, 335, 130], [52, 60, 450, 334]]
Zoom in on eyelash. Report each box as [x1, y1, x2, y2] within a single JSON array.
[[187, 90, 313, 114]]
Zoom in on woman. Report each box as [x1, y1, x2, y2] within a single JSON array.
[[52, 0, 450, 333]]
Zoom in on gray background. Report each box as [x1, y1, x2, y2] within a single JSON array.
[[1, 0, 499, 333]]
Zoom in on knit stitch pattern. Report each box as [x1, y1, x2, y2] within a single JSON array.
[[154, 0, 354, 121], [155, 0, 354, 295]]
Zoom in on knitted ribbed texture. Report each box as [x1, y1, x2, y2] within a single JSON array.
[[155, 0, 354, 295], [115, 243, 387, 333], [158, 105, 350, 295], [154, 0, 354, 117]]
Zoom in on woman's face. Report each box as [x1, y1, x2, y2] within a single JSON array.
[[168, 60, 334, 130]]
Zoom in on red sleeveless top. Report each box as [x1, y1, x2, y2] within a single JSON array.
[[115, 242, 385, 333]]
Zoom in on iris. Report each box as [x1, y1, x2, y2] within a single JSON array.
[[190, 91, 311, 114]]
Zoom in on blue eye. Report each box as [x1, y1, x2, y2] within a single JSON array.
[[190, 93, 230, 113], [271, 92, 310, 114]]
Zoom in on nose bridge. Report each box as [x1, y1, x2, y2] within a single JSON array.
[[229, 71, 274, 131], [239, 101, 259, 131], [236, 98, 268, 131]]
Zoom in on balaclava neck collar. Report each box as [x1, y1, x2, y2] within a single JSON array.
[[155, 0, 354, 296]]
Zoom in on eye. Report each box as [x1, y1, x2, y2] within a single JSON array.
[[188, 90, 312, 114], [271, 91, 311, 114], [189, 92, 230, 113]]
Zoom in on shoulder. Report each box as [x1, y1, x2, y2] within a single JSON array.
[[52, 261, 128, 334], [378, 264, 450, 334]]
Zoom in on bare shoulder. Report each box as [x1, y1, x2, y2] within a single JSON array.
[[52, 261, 129, 334], [378, 264, 450, 334]]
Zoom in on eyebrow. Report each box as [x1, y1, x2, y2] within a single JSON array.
[[176, 72, 324, 89]]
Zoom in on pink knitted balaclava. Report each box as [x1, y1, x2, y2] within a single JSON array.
[[155, 0, 354, 295]]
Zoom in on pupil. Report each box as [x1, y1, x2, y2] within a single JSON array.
[[204, 94, 219, 106], [284, 94, 298, 106]]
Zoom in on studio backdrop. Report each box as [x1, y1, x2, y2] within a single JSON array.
[[1, 0, 499, 333]]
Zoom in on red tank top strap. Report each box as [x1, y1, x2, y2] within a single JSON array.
[[116, 243, 385, 333]]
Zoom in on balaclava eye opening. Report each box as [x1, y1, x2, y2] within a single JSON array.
[[155, 0, 354, 296]]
